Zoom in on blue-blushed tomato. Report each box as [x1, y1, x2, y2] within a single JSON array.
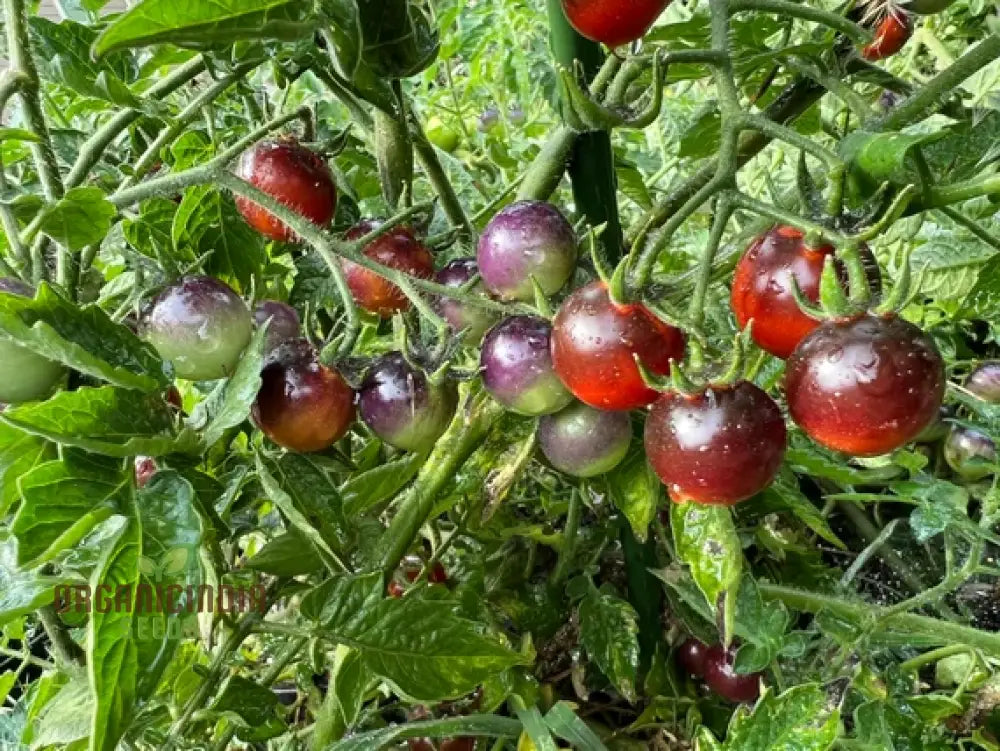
[[537, 401, 631, 477], [480, 316, 572, 416]]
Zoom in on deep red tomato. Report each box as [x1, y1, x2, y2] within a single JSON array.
[[785, 314, 945, 456], [440, 739, 475, 751], [342, 222, 435, 317], [676, 638, 710, 678], [551, 281, 686, 411], [387, 579, 406, 599], [862, 10, 912, 61], [235, 140, 337, 242], [731, 226, 881, 359], [561, 0, 671, 47], [645, 381, 786, 505], [703, 645, 762, 703], [251, 340, 355, 453], [402, 559, 448, 585], [407, 739, 435, 751]]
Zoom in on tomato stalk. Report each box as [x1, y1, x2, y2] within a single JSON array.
[[545, 0, 623, 258]]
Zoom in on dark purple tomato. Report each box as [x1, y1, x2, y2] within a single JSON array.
[[676, 638, 710, 678], [251, 340, 355, 453], [0, 278, 66, 403], [731, 226, 881, 360], [358, 352, 457, 452], [235, 139, 337, 242], [142, 276, 252, 381], [406, 740, 436, 751], [551, 281, 686, 411], [966, 362, 1000, 404], [944, 426, 997, 481], [645, 381, 786, 505], [342, 221, 435, 317], [703, 645, 763, 703], [440, 740, 475, 751], [478, 107, 501, 133], [134, 456, 158, 489], [477, 201, 577, 302], [785, 314, 945, 457], [562, 0, 671, 47], [253, 300, 301, 352], [480, 316, 572, 416], [434, 259, 499, 345], [537, 401, 631, 477]]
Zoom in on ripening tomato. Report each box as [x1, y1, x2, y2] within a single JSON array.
[[703, 645, 763, 703], [235, 139, 337, 242], [551, 281, 686, 411], [966, 362, 1000, 404], [676, 638, 710, 678], [862, 11, 912, 61], [251, 340, 355, 453], [561, 0, 671, 47], [342, 221, 435, 317], [645, 381, 786, 505], [537, 401, 632, 477], [944, 426, 996, 481], [785, 314, 945, 456], [731, 226, 881, 359]]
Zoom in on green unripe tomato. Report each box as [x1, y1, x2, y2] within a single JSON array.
[[0, 279, 66, 404], [425, 116, 461, 153], [141, 276, 252, 381]]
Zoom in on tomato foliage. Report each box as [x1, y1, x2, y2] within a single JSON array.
[[1, 0, 1000, 749]]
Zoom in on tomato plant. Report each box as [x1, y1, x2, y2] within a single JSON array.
[[3, 0, 1000, 748]]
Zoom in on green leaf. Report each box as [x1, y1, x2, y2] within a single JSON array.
[[1, 386, 195, 457], [840, 130, 943, 184], [30, 673, 92, 749], [302, 572, 530, 701], [322, 645, 376, 737], [0, 127, 40, 143], [762, 469, 845, 548], [578, 588, 640, 702], [188, 324, 268, 447], [718, 684, 841, 750], [88, 512, 141, 751], [134, 471, 202, 699], [544, 702, 609, 750], [854, 701, 950, 751], [325, 714, 523, 751], [0, 283, 167, 392], [246, 529, 323, 576], [0, 421, 55, 516], [606, 449, 661, 542], [0, 536, 62, 626], [516, 706, 558, 751], [38, 187, 117, 252], [340, 451, 424, 517], [93, 0, 316, 57], [210, 675, 287, 741], [172, 185, 266, 292], [256, 454, 346, 575], [11, 451, 128, 568], [671, 502, 742, 638]]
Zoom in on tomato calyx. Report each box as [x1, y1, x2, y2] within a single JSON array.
[[633, 326, 753, 399], [555, 52, 665, 133]]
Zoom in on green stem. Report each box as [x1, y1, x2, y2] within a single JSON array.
[[760, 583, 1000, 655], [729, 192, 845, 243], [898, 644, 972, 674], [378, 387, 503, 578], [876, 36, 1000, 132], [545, 0, 623, 257], [37, 605, 85, 666], [729, 0, 869, 42], [551, 487, 583, 584], [412, 129, 475, 240], [516, 126, 576, 202], [689, 195, 734, 327]]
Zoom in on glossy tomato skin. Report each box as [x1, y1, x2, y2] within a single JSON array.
[[966, 362, 1000, 404], [435, 259, 500, 345], [537, 401, 631, 477], [253, 300, 301, 353], [703, 645, 762, 703], [645, 381, 786, 505], [944, 426, 996, 481], [676, 638, 710, 678], [358, 352, 457, 452], [142, 276, 252, 381], [342, 221, 435, 317], [785, 314, 945, 457], [481, 316, 573, 416], [551, 281, 686, 411], [235, 140, 337, 242], [440, 740, 475, 751], [477, 201, 577, 303], [731, 226, 881, 359], [862, 11, 912, 61], [252, 340, 355, 453], [0, 279, 66, 404], [562, 0, 671, 47]]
